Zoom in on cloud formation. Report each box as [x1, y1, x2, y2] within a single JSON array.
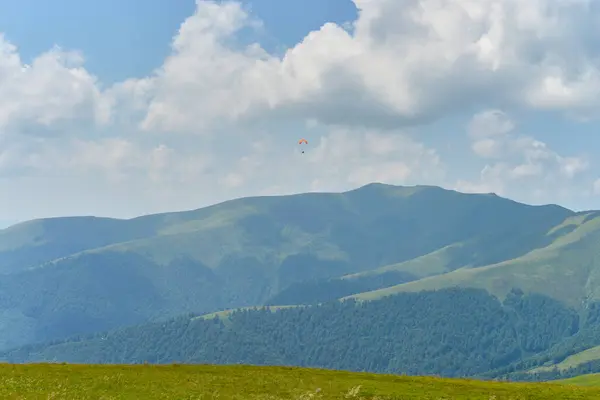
[[134, 0, 600, 132], [456, 109, 590, 205], [1, 0, 600, 221], [0, 37, 106, 134]]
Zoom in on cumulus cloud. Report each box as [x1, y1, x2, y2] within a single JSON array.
[[2, 0, 600, 220], [8, 0, 600, 135], [132, 0, 600, 133], [0, 36, 106, 135], [456, 109, 590, 204]]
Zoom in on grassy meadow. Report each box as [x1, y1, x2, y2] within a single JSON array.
[[558, 373, 600, 387], [0, 363, 599, 399]]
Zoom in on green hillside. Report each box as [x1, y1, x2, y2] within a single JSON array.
[[342, 242, 468, 280], [0, 183, 576, 351], [0, 216, 156, 274], [529, 345, 600, 373], [0, 364, 598, 400], [263, 270, 417, 305], [347, 211, 600, 309]]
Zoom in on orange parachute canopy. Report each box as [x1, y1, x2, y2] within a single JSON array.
[[298, 138, 308, 144]]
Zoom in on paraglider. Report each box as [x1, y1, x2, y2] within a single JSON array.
[[298, 138, 308, 154]]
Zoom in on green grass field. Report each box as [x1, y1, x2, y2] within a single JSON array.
[[0, 364, 599, 399], [559, 373, 600, 387]]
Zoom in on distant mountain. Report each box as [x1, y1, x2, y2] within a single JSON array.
[[0, 183, 578, 352]]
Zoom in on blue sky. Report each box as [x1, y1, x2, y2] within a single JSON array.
[[0, 0, 194, 83], [0, 0, 599, 227], [0, 0, 357, 83]]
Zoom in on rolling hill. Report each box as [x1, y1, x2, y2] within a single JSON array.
[[528, 345, 600, 374], [0, 183, 578, 351], [345, 210, 600, 309]]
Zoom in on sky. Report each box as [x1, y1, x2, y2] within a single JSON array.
[[1, 0, 600, 227]]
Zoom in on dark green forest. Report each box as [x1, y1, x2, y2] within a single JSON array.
[[2, 288, 583, 378], [480, 303, 600, 381]]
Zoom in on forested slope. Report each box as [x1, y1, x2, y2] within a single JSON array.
[[0, 183, 576, 351], [2, 288, 582, 379]]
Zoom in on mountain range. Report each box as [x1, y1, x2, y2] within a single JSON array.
[[3, 183, 600, 380]]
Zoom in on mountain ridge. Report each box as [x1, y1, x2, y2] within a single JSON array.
[[0, 182, 590, 367]]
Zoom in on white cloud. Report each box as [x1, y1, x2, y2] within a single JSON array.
[[129, 0, 600, 134], [468, 110, 515, 139], [0, 36, 105, 136], [7, 0, 600, 136], [456, 109, 590, 205], [2, 0, 600, 220], [471, 138, 504, 158]]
